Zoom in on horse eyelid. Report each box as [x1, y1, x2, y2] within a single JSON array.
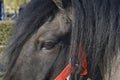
[[41, 40, 58, 50], [35, 39, 59, 51]]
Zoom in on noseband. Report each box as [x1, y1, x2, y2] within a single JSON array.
[[55, 47, 88, 80]]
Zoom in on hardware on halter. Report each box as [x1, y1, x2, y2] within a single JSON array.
[[55, 47, 88, 80]]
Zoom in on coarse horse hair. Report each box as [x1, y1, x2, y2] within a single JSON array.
[[3, 0, 120, 80], [4, 0, 71, 79], [71, 0, 120, 80], [4, 0, 58, 77]]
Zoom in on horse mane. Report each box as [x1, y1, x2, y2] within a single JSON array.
[[4, 0, 58, 67], [71, 0, 120, 80]]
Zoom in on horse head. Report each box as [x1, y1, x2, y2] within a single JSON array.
[[3, 0, 120, 80], [4, 0, 72, 80]]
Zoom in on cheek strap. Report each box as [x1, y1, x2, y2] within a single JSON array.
[[55, 48, 88, 80], [55, 64, 73, 80]]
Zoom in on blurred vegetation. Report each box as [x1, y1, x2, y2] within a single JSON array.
[[4, 0, 31, 12], [0, 72, 4, 80], [0, 21, 13, 53], [0, 21, 13, 45], [4, 0, 31, 20], [0, 47, 4, 54]]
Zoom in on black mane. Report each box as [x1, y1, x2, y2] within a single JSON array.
[[71, 0, 120, 79]]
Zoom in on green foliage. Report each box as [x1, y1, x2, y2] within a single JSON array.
[[0, 47, 4, 54], [0, 21, 13, 54], [0, 21, 13, 45], [4, 0, 31, 12], [0, 72, 4, 80]]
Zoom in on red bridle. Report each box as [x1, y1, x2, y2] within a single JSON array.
[[55, 47, 88, 80]]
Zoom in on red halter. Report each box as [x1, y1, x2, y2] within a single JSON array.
[[55, 47, 88, 80]]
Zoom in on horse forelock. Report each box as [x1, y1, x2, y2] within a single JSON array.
[[4, 0, 72, 80], [3, 1, 59, 78]]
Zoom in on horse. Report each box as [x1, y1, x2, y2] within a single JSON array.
[[3, 0, 120, 80]]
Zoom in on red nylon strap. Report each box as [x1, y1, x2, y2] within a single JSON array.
[[55, 64, 74, 80], [55, 47, 87, 80]]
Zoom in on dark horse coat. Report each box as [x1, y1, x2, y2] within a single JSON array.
[[3, 0, 120, 80]]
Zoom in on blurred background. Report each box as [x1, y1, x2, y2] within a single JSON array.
[[0, 0, 31, 80], [3, 0, 31, 20]]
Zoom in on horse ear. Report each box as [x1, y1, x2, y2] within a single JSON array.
[[53, 0, 64, 11]]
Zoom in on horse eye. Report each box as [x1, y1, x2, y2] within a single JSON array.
[[41, 41, 57, 50]]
